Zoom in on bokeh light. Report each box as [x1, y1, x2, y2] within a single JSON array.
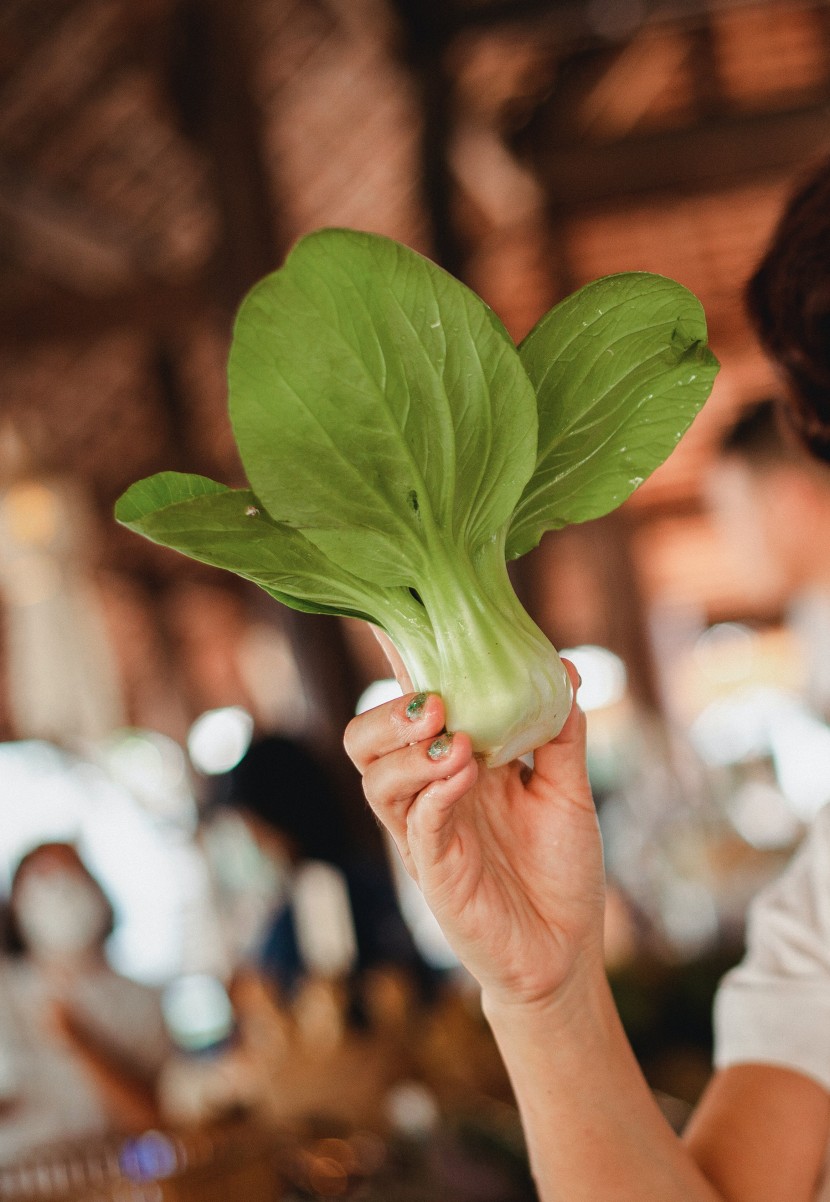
[[186, 707, 254, 775]]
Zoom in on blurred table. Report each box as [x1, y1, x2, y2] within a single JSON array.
[[0, 1118, 535, 1202], [0, 1125, 282, 1201]]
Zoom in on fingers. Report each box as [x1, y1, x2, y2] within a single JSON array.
[[344, 690, 445, 773], [530, 658, 592, 806], [345, 691, 479, 874], [362, 730, 476, 858], [552, 658, 584, 744], [408, 753, 479, 850]]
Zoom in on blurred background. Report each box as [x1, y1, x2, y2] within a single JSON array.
[[3, 0, 830, 1197]]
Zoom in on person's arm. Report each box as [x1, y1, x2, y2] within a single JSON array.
[[686, 803, 830, 1200], [344, 677, 828, 1202], [483, 969, 724, 1202], [686, 1064, 830, 1202], [49, 999, 160, 1131], [490, 993, 830, 1202]]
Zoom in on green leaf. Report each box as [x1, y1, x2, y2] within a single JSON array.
[[115, 472, 387, 624], [506, 273, 719, 559], [114, 472, 227, 523], [227, 228, 538, 585]]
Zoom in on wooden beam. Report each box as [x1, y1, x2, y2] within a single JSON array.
[[0, 282, 208, 346], [525, 102, 830, 206], [0, 168, 142, 294], [167, 0, 282, 309], [0, 0, 175, 160], [390, 0, 467, 276]]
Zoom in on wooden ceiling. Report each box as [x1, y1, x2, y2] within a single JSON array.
[[2, 0, 830, 739]]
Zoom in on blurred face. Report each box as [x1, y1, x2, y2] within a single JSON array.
[[12, 848, 110, 962]]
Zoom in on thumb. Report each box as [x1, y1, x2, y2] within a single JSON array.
[[530, 658, 591, 801]]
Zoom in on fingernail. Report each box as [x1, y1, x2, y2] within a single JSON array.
[[406, 692, 428, 721], [427, 732, 453, 760], [577, 672, 583, 689]]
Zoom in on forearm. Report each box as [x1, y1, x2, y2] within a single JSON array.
[[482, 961, 723, 1202], [59, 1011, 159, 1130]]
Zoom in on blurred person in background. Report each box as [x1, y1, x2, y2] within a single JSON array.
[[0, 843, 169, 1163], [218, 734, 440, 1015], [713, 396, 830, 718], [344, 153, 830, 1202]]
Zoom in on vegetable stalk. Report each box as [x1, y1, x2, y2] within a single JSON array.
[[381, 535, 572, 765]]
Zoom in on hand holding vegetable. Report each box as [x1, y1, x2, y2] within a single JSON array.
[[344, 669, 606, 1010], [116, 229, 717, 768]]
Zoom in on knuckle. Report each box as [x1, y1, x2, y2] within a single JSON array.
[[359, 764, 385, 812], [342, 715, 362, 766]]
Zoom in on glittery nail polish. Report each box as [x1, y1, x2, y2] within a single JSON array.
[[427, 733, 453, 760], [406, 692, 428, 721]]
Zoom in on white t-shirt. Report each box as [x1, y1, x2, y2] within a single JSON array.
[[0, 960, 169, 1164], [714, 802, 830, 1198]]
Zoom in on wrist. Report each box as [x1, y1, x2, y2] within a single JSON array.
[[480, 941, 611, 1036], [480, 937, 610, 1014]]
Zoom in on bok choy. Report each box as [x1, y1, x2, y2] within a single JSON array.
[[116, 230, 718, 766]]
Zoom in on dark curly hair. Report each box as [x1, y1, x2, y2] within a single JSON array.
[[719, 396, 811, 468], [746, 155, 830, 463]]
